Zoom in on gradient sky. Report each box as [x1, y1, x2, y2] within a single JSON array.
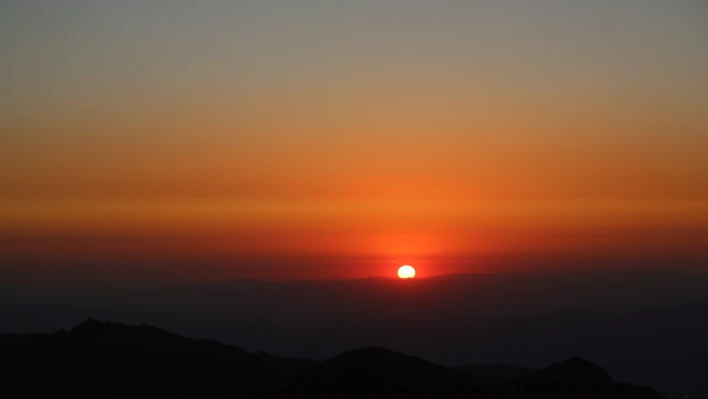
[[1, 1, 707, 280]]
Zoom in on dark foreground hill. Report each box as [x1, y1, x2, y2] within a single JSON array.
[[3, 273, 707, 396], [0, 320, 663, 398]]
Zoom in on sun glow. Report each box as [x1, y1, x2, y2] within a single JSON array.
[[397, 265, 416, 279]]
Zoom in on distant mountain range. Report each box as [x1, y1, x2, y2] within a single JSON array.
[[2, 272, 707, 397], [1, 319, 665, 398]]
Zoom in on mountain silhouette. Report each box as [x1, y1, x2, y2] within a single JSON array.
[[0, 319, 303, 398], [455, 364, 536, 382], [291, 347, 479, 395], [3, 272, 707, 396], [0, 319, 664, 398], [533, 356, 614, 385], [507, 357, 664, 399]]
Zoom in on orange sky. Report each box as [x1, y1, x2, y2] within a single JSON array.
[[1, 1, 707, 280]]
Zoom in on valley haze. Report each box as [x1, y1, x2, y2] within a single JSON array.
[[2, 271, 707, 398]]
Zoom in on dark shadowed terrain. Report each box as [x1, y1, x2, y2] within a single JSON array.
[[0, 319, 665, 398], [2, 272, 707, 397]]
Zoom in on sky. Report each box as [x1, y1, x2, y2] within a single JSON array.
[[1, 1, 707, 280]]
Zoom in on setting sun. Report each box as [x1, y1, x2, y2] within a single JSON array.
[[397, 265, 416, 279]]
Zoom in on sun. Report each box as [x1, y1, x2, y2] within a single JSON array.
[[397, 265, 416, 279]]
